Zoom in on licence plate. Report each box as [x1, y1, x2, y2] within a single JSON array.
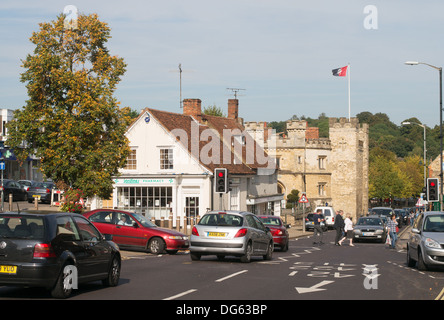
[[362, 232, 373, 236], [0, 265, 17, 274], [207, 232, 226, 237], [32, 195, 41, 199]]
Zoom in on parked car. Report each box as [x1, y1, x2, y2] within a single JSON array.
[[189, 210, 273, 263], [353, 216, 387, 243], [83, 209, 189, 254], [314, 206, 336, 229], [305, 213, 327, 232], [1, 179, 28, 201], [17, 180, 36, 192], [258, 215, 289, 251], [407, 211, 444, 271], [0, 210, 121, 299], [27, 181, 55, 204]]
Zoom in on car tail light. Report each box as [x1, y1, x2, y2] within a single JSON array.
[[33, 243, 56, 258], [272, 229, 283, 236], [191, 226, 199, 236], [45, 189, 51, 194], [234, 228, 247, 238]]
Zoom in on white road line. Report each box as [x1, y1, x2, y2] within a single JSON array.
[[163, 289, 197, 300], [215, 270, 248, 282]]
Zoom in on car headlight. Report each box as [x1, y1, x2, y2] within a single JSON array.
[[424, 237, 441, 249], [168, 236, 187, 240]]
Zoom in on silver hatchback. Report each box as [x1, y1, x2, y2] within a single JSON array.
[[407, 211, 444, 271], [189, 211, 273, 263]]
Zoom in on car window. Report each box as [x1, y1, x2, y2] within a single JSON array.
[[0, 215, 45, 239], [73, 216, 101, 242], [199, 213, 243, 227], [252, 216, 266, 232], [115, 212, 136, 226], [259, 217, 282, 226], [56, 216, 81, 241], [89, 211, 114, 224]]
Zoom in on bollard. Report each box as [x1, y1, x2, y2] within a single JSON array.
[[34, 196, 38, 210], [9, 194, 12, 211], [168, 215, 173, 229], [160, 217, 165, 228], [176, 217, 181, 231]]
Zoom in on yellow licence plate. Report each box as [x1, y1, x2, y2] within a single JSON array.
[[0, 265, 17, 274], [207, 232, 226, 237]]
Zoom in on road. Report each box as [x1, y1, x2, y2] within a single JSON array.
[[0, 228, 443, 306]]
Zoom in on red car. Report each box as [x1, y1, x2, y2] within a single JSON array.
[[258, 216, 289, 251], [83, 209, 189, 254]]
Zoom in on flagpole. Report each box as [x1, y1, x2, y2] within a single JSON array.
[[348, 63, 351, 121]]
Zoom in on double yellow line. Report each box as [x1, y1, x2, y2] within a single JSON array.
[[435, 287, 444, 300]]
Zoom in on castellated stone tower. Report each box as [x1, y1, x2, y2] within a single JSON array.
[[329, 118, 369, 218]]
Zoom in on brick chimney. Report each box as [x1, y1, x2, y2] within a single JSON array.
[[228, 99, 239, 120], [183, 99, 202, 122]]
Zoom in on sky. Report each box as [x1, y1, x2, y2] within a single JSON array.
[[1, 0, 444, 128]]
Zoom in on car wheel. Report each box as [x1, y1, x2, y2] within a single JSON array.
[[102, 255, 121, 287], [406, 246, 416, 268], [263, 242, 273, 261], [417, 250, 428, 271], [240, 242, 252, 263], [282, 240, 289, 252], [148, 237, 165, 254], [51, 263, 75, 299], [190, 253, 201, 261]]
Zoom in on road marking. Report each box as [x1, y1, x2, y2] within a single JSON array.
[[295, 280, 334, 294], [163, 289, 197, 300], [215, 270, 248, 282], [435, 287, 444, 300]]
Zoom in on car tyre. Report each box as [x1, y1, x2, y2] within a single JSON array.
[[190, 253, 201, 261], [240, 242, 252, 263], [263, 242, 273, 261], [406, 246, 416, 268], [417, 250, 428, 271], [102, 255, 121, 287], [51, 263, 74, 299], [148, 237, 165, 254]]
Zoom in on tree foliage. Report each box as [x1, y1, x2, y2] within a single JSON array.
[[7, 13, 132, 198]]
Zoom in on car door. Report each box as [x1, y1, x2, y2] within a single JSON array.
[[112, 212, 145, 249], [245, 215, 261, 253], [252, 215, 270, 252], [73, 216, 111, 279], [88, 210, 115, 237]]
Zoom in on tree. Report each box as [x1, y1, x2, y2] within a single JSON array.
[[7, 13, 132, 199], [203, 105, 226, 117]]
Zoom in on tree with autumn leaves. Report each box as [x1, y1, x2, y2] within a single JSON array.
[[7, 13, 132, 200]]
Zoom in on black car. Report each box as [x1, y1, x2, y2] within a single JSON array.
[[0, 211, 121, 298], [1, 179, 28, 201]]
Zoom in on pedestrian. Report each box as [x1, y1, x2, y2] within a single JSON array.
[[387, 214, 398, 249], [339, 213, 354, 246], [312, 208, 324, 245], [334, 210, 345, 246]]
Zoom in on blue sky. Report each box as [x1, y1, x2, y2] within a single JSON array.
[[1, 0, 444, 127]]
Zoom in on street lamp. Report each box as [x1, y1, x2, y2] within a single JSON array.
[[401, 121, 427, 187], [405, 61, 443, 210]]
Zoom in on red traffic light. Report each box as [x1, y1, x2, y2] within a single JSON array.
[[430, 182, 436, 187], [218, 172, 224, 178]]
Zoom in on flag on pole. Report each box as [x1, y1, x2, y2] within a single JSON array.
[[332, 66, 348, 77]]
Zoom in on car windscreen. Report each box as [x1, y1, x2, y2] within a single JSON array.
[[371, 208, 392, 216], [423, 215, 444, 232], [199, 213, 243, 227], [0, 215, 45, 239], [258, 217, 282, 226], [132, 212, 157, 228], [357, 218, 383, 226]]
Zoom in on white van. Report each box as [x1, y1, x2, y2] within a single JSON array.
[[314, 206, 336, 229]]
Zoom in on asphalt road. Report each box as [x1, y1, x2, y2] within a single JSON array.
[[1, 228, 443, 305]]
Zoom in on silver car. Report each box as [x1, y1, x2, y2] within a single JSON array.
[[189, 211, 273, 263], [353, 216, 387, 243], [407, 211, 444, 271]]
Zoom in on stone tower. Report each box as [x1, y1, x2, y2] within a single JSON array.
[[329, 118, 369, 218]]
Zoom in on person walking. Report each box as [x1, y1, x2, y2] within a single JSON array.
[[387, 214, 398, 249], [334, 210, 345, 246], [339, 213, 354, 246], [312, 208, 324, 245]]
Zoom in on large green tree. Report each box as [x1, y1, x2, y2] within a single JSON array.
[[7, 13, 131, 198]]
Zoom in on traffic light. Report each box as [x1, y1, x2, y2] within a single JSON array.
[[214, 168, 228, 193], [427, 178, 439, 202]]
